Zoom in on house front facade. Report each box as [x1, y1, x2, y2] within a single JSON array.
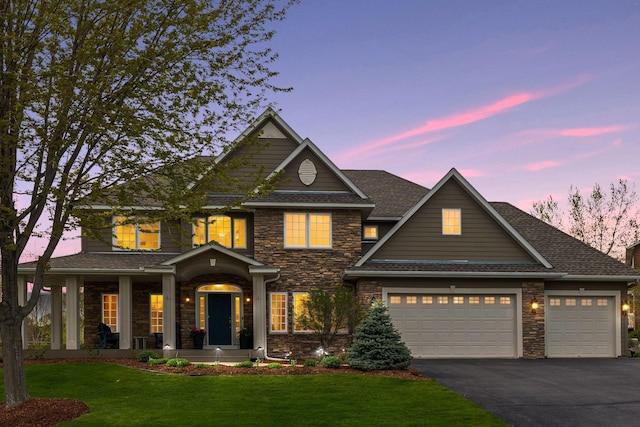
[[18, 109, 640, 359]]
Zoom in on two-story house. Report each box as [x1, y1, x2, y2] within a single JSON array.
[[18, 109, 640, 359]]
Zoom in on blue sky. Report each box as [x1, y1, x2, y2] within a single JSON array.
[[267, 0, 640, 207]]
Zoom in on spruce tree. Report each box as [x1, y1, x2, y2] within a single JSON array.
[[348, 300, 412, 371]]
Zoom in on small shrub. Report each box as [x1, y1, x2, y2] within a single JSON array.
[[166, 358, 190, 368], [267, 362, 283, 369], [303, 359, 317, 367], [138, 350, 160, 362], [320, 356, 342, 369], [148, 358, 169, 366], [195, 363, 209, 369], [630, 330, 640, 340], [235, 360, 254, 368]]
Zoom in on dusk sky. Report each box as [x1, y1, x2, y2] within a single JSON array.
[[32, 1, 640, 260]]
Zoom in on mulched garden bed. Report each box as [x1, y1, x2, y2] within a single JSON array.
[[1, 358, 427, 426]]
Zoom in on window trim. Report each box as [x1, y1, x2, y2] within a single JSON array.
[[284, 212, 332, 249], [363, 225, 379, 241], [269, 292, 288, 334], [293, 292, 313, 333], [150, 294, 163, 334], [102, 293, 119, 332], [442, 208, 462, 236], [113, 217, 161, 251], [192, 215, 247, 249]]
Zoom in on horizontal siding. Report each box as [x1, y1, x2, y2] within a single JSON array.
[[226, 138, 298, 182], [374, 179, 533, 262], [277, 148, 349, 192]]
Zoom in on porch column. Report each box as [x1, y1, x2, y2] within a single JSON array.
[[162, 273, 176, 350], [65, 277, 81, 350], [18, 275, 28, 350], [50, 286, 63, 350], [252, 274, 266, 350], [118, 276, 132, 349]]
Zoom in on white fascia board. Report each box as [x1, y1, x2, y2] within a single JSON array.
[[160, 242, 264, 267], [263, 138, 369, 199], [343, 270, 566, 279], [558, 274, 640, 282]]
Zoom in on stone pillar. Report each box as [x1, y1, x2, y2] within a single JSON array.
[[18, 276, 28, 350], [51, 286, 63, 350], [119, 276, 132, 349], [162, 273, 176, 350], [65, 277, 81, 350], [522, 282, 545, 359], [252, 274, 266, 350]]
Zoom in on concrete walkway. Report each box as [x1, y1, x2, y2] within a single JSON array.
[[411, 358, 640, 427]]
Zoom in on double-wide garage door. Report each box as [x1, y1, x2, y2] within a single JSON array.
[[388, 293, 517, 358], [546, 295, 615, 357]]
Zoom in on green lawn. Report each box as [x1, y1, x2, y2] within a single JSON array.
[[3, 363, 506, 426]]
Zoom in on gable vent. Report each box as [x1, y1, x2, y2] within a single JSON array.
[[298, 159, 317, 186]]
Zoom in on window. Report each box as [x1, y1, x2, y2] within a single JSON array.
[[150, 295, 163, 333], [114, 217, 160, 250], [284, 213, 332, 248], [193, 215, 246, 248], [406, 296, 417, 304], [422, 296, 433, 304], [469, 296, 480, 304], [293, 293, 311, 332], [581, 298, 592, 307], [270, 292, 288, 333], [389, 296, 401, 304], [484, 296, 495, 305], [453, 296, 464, 304], [363, 225, 378, 240], [102, 294, 118, 332], [597, 298, 608, 307], [565, 298, 576, 307], [549, 298, 561, 306], [500, 297, 511, 305], [438, 296, 448, 304], [442, 209, 461, 235]]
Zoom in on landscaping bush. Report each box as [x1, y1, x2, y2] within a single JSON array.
[[348, 300, 412, 371], [148, 358, 169, 366], [195, 363, 209, 369], [630, 330, 640, 340], [138, 350, 160, 362], [320, 356, 342, 369], [267, 362, 283, 369], [235, 360, 254, 368], [303, 359, 317, 367], [166, 358, 190, 368]]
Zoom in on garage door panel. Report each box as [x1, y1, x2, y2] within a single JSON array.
[[388, 292, 517, 358]]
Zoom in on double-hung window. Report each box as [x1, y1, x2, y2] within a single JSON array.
[[102, 294, 118, 332], [114, 217, 160, 250], [442, 209, 461, 235], [270, 292, 288, 333], [193, 215, 246, 248], [284, 213, 331, 248], [150, 295, 163, 333]]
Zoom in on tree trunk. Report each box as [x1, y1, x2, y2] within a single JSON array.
[[1, 318, 29, 407]]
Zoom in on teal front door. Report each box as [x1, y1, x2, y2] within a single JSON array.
[[208, 294, 232, 345]]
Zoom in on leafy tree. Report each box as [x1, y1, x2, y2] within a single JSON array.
[[0, 0, 296, 407], [531, 180, 639, 260], [296, 286, 366, 351], [347, 300, 412, 371]]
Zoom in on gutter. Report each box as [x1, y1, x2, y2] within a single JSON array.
[[343, 270, 567, 280]]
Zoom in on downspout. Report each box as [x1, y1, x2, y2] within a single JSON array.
[[262, 272, 287, 361]]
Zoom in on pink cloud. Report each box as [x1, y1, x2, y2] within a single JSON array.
[[558, 125, 630, 137], [522, 160, 562, 172]]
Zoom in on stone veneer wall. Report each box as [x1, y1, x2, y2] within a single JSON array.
[[522, 281, 545, 359], [253, 208, 362, 358]]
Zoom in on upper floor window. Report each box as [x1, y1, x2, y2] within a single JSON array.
[[114, 217, 160, 250], [193, 215, 246, 248], [363, 225, 378, 240], [284, 213, 331, 248], [442, 209, 461, 235]]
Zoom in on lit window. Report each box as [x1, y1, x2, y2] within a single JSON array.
[[422, 296, 433, 304], [114, 217, 160, 250], [270, 293, 288, 333], [581, 299, 592, 307], [453, 296, 464, 304], [389, 296, 401, 304], [406, 296, 417, 304], [438, 296, 448, 304], [484, 297, 495, 305], [363, 225, 378, 240], [442, 209, 461, 235], [293, 293, 311, 332], [102, 294, 118, 332], [284, 213, 332, 248], [193, 215, 246, 248], [150, 295, 163, 333], [597, 299, 608, 307], [500, 297, 511, 305], [565, 298, 576, 307], [549, 298, 560, 306], [469, 296, 480, 304]]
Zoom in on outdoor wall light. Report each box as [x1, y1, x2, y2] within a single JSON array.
[[185, 297, 191, 303], [622, 301, 631, 316], [531, 298, 539, 315], [246, 297, 251, 303]]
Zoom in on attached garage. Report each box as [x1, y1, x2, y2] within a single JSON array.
[[546, 294, 616, 357], [387, 291, 519, 358]]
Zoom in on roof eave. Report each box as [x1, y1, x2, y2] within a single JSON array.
[[343, 270, 566, 280]]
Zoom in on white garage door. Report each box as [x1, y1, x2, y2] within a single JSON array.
[[546, 296, 615, 357], [387, 293, 517, 358]]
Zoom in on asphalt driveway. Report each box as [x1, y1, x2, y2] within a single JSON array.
[[411, 358, 640, 427]]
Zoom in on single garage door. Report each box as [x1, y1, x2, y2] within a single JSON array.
[[387, 293, 517, 358], [546, 295, 615, 357]]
